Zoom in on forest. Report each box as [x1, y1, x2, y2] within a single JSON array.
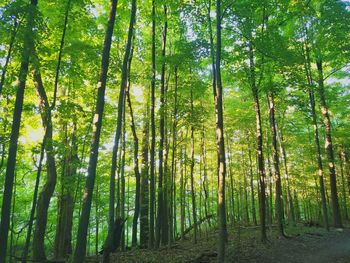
[[0, 0, 350, 262]]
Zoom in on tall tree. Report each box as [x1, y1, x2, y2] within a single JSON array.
[[303, 33, 329, 230], [73, 0, 118, 261], [32, 67, 57, 261], [267, 90, 284, 236], [189, 85, 197, 243], [103, 0, 137, 260], [215, 0, 228, 261], [316, 58, 342, 228], [248, 39, 267, 242], [140, 95, 150, 248], [0, 1, 38, 261], [149, 0, 156, 248], [156, 4, 168, 247]]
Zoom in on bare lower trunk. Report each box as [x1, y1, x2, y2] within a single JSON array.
[[303, 38, 329, 230], [267, 91, 284, 236], [316, 58, 342, 228], [54, 123, 77, 259], [249, 40, 267, 242], [73, 0, 118, 261], [149, 0, 156, 248], [140, 96, 150, 248], [0, 2, 38, 261], [103, 1, 136, 260], [32, 69, 57, 261], [156, 5, 168, 248], [190, 87, 197, 243], [215, 1, 228, 261]]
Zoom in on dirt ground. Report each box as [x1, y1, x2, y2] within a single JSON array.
[[88, 225, 350, 263]]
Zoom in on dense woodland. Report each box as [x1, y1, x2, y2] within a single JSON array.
[[0, 0, 350, 262]]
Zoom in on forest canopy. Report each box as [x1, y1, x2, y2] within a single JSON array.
[[0, 0, 350, 262]]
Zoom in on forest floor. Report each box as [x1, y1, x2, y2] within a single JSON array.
[[90, 224, 350, 263]]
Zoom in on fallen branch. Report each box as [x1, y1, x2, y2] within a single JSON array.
[[176, 215, 213, 240]]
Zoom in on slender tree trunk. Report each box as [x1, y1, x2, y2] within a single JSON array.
[[163, 72, 170, 246], [103, 0, 136, 260], [51, 0, 71, 108], [277, 126, 295, 225], [95, 183, 99, 255], [180, 146, 185, 240], [248, 147, 257, 226], [169, 66, 179, 245], [32, 68, 57, 261], [316, 58, 342, 228], [32, 1, 71, 251], [303, 38, 329, 230], [22, 138, 45, 263], [126, 47, 141, 247], [267, 90, 284, 236], [140, 94, 150, 248], [215, 0, 228, 261], [339, 151, 349, 220], [226, 137, 235, 225], [201, 123, 211, 227], [243, 165, 250, 224], [207, 0, 216, 96], [73, 1, 118, 261], [190, 86, 198, 243], [149, 0, 156, 248], [120, 112, 126, 251], [156, 5, 168, 248], [9, 172, 17, 263], [267, 151, 274, 225], [0, 1, 38, 260], [249, 40, 267, 242]]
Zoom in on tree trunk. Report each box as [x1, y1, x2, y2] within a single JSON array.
[[0, 1, 38, 260], [21, 137, 45, 263], [73, 0, 118, 261], [54, 123, 77, 259], [120, 112, 126, 251], [103, 0, 136, 260], [126, 47, 141, 247], [156, 5, 168, 248], [149, 0, 156, 248], [277, 125, 295, 225], [201, 122, 211, 227], [215, 0, 228, 261], [249, 40, 267, 242], [169, 66, 179, 245], [266, 149, 274, 225], [52, 0, 71, 108], [32, 68, 57, 262], [339, 150, 349, 220], [248, 147, 257, 226], [267, 90, 284, 236], [303, 38, 329, 230], [180, 146, 185, 240], [316, 58, 342, 228], [9, 172, 17, 263], [190, 86, 198, 243], [140, 94, 150, 248], [226, 137, 235, 225]]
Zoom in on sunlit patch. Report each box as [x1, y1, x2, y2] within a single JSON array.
[[19, 125, 44, 144]]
